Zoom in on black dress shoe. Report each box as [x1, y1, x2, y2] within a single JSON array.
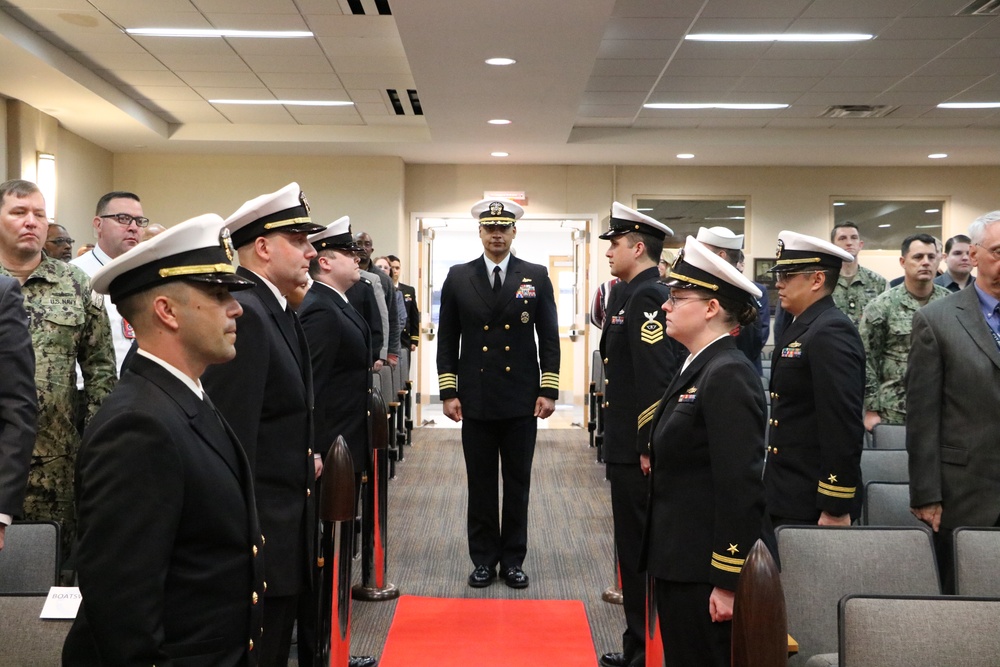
[[349, 657, 377, 667], [598, 652, 628, 667], [502, 566, 529, 589], [468, 564, 496, 588]]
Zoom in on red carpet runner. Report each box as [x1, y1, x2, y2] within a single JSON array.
[[378, 595, 597, 666]]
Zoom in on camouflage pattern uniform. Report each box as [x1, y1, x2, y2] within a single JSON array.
[[1, 256, 116, 559], [859, 283, 951, 425], [833, 265, 887, 328]]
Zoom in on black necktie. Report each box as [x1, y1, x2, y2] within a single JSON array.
[[493, 266, 502, 293]]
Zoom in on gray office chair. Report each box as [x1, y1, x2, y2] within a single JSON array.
[[870, 423, 906, 449], [776, 525, 939, 666], [0, 521, 60, 594], [860, 448, 908, 483], [954, 527, 1000, 596], [862, 482, 924, 527], [0, 594, 73, 665], [839, 595, 1000, 667]]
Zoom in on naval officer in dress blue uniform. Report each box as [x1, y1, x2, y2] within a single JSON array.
[[640, 235, 771, 667], [436, 198, 560, 589], [201, 183, 326, 667], [597, 202, 679, 667], [765, 231, 865, 527], [64, 214, 264, 666]]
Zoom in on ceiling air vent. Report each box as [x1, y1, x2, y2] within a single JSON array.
[[957, 0, 1000, 16], [386, 89, 423, 116], [821, 105, 897, 119], [343, 0, 391, 15]]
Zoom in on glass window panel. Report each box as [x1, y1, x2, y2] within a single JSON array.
[[831, 199, 945, 251]]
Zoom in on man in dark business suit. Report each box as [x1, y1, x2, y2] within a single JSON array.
[[64, 213, 264, 666], [437, 198, 560, 589], [597, 202, 677, 667], [0, 275, 37, 551], [202, 183, 325, 667], [765, 231, 865, 528], [907, 210, 1000, 593]]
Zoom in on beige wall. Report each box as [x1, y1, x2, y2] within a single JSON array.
[[57, 126, 112, 240], [113, 153, 405, 256]]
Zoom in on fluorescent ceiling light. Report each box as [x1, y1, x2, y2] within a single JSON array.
[[727, 205, 745, 209], [925, 209, 940, 214], [915, 224, 942, 229], [490, 152, 509, 157], [210, 99, 353, 106], [485, 57, 516, 66], [937, 102, 1000, 109], [878, 224, 891, 228], [928, 153, 948, 159], [644, 103, 788, 110], [637, 208, 654, 212], [127, 28, 313, 38], [488, 119, 512, 125], [676, 153, 695, 159], [705, 216, 745, 221], [833, 202, 846, 206], [686, 33, 872, 42]]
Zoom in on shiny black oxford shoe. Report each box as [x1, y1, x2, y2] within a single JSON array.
[[468, 564, 496, 588], [502, 566, 529, 589]]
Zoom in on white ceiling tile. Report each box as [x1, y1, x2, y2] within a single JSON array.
[[574, 117, 633, 128], [201, 12, 308, 30], [876, 17, 994, 40], [764, 118, 834, 128], [687, 17, 797, 33], [314, 35, 407, 59], [580, 91, 648, 106], [194, 86, 271, 99], [871, 91, 954, 105], [227, 37, 325, 57], [791, 91, 879, 106], [936, 39, 1000, 59], [759, 42, 870, 61], [290, 113, 365, 126], [175, 71, 263, 87], [700, 1, 812, 19], [654, 76, 741, 93], [256, 71, 344, 88], [286, 106, 361, 121], [832, 59, 925, 77], [92, 0, 199, 11], [692, 118, 770, 128], [73, 51, 167, 70], [269, 88, 351, 101], [903, 117, 999, 128], [4, 0, 100, 9], [850, 39, 956, 60], [355, 102, 390, 116], [611, 0, 707, 19], [631, 117, 702, 128], [131, 35, 237, 56], [732, 77, 823, 93], [363, 115, 427, 127], [191, 0, 298, 13], [240, 54, 333, 73], [664, 59, 756, 77], [211, 104, 297, 123], [772, 105, 837, 118], [577, 104, 640, 118], [745, 59, 840, 77], [590, 59, 666, 76], [673, 41, 772, 60], [917, 58, 1000, 77], [890, 75, 990, 94], [10, 7, 118, 32], [810, 76, 902, 93], [139, 99, 227, 123], [327, 56, 410, 74], [586, 76, 659, 92], [597, 39, 683, 60], [131, 85, 203, 101], [601, 18, 691, 40], [38, 29, 146, 53], [305, 14, 397, 37], [294, 0, 347, 14], [153, 53, 252, 72], [786, 17, 896, 33], [348, 89, 385, 104], [973, 18, 1000, 38], [99, 10, 209, 30], [800, 0, 916, 19]]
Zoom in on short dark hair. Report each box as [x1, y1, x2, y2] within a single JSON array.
[[96, 191, 141, 216], [0, 179, 40, 204], [944, 234, 971, 254], [900, 233, 937, 257], [830, 221, 860, 243], [387, 254, 400, 263], [623, 232, 664, 264]]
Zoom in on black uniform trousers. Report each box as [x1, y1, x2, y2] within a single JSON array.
[[608, 462, 647, 658], [462, 415, 536, 570], [655, 580, 730, 667]]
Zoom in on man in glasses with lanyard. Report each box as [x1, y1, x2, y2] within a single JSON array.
[[73, 191, 151, 374], [907, 210, 1000, 593]]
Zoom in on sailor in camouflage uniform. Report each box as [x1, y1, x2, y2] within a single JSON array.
[[597, 203, 678, 667], [859, 234, 950, 430], [765, 231, 865, 527], [0, 180, 116, 561]]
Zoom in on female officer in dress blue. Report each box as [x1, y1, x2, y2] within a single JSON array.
[[640, 236, 772, 666]]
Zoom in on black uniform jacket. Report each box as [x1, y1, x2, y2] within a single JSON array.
[[299, 281, 372, 473], [0, 276, 36, 519], [640, 336, 768, 591], [347, 277, 384, 365], [65, 355, 264, 667], [599, 267, 679, 463], [765, 295, 865, 521], [202, 267, 315, 596], [399, 281, 420, 348], [436, 254, 560, 420]]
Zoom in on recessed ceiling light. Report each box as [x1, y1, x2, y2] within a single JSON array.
[[925, 209, 941, 214], [685, 33, 873, 42], [126, 28, 313, 38], [488, 119, 512, 125], [677, 153, 695, 159], [727, 205, 745, 209], [937, 102, 1000, 109], [644, 103, 788, 110], [878, 224, 891, 228], [915, 224, 942, 229], [491, 152, 509, 157], [928, 153, 948, 159], [209, 99, 354, 106], [833, 202, 846, 206], [485, 57, 516, 66], [637, 208, 654, 212]]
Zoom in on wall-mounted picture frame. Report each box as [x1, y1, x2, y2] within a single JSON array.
[[753, 258, 779, 313]]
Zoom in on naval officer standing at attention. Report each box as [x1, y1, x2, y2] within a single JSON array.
[[597, 202, 678, 667], [201, 183, 326, 667], [64, 214, 264, 666], [641, 236, 771, 667], [437, 198, 560, 589]]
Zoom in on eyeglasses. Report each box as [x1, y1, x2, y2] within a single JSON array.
[[666, 294, 710, 308], [99, 213, 150, 228], [48, 237, 74, 245], [975, 243, 1000, 261]]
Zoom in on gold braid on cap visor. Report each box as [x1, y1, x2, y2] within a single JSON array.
[[159, 263, 236, 278], [668, 271, 719, 291], [263, 216, 312, 230]]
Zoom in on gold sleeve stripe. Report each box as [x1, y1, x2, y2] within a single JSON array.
[[540, 372, 560, 389], [438, 373, 458, 389], [711, 552, 747, 566], [818, 481, 857, 493], [818, 487, 856, 499], [711, 560, 743, 574], [637, 401, 661, 429]]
